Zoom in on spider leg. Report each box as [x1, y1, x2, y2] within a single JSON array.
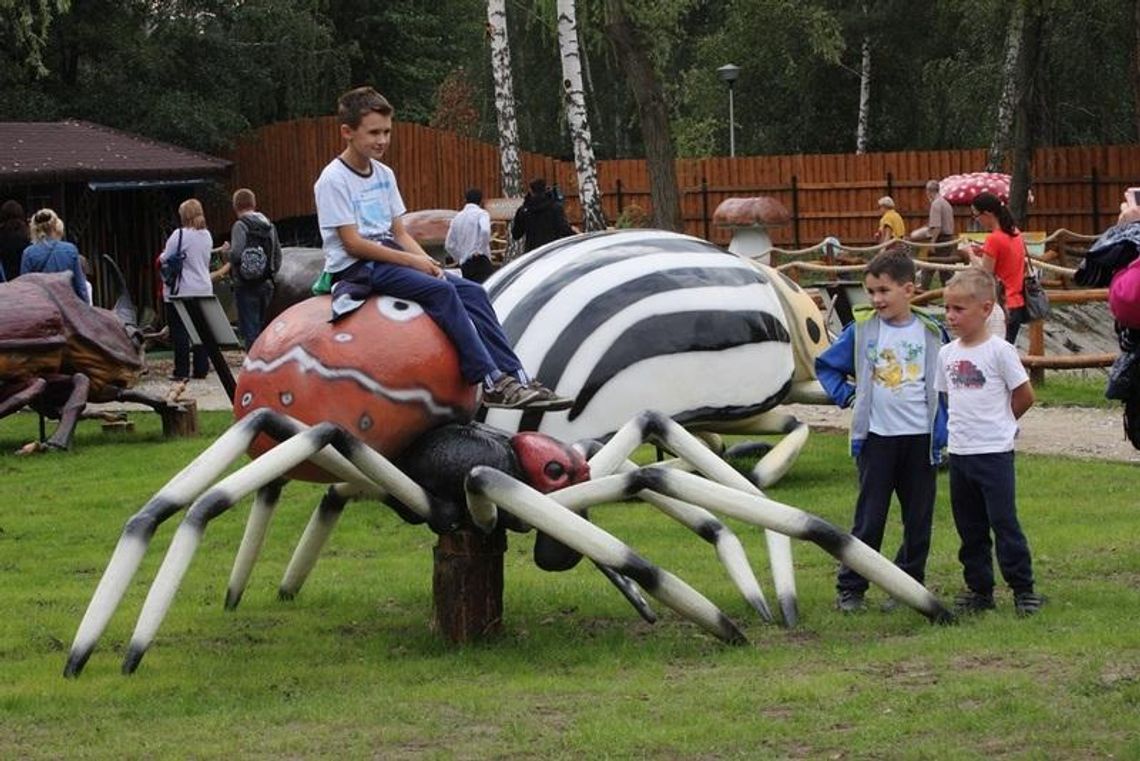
[[465, 467, 747, 644], [644, 469, 955, 624], [275, 434, 449, 600], [122, 422, 349, 674], [589, 410, 798, 626], [223, 479, 286, 611], [545, 472, 773, 623], [64, 408, 307, 678], [276, 481, 381, 601]]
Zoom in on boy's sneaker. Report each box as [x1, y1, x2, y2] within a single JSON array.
[[1013, 591, 1047, 617], [953, 589, 995, 614], [835, 590, 865, 613], [481, 375, 543, 409], [522, 379, 574, 411]]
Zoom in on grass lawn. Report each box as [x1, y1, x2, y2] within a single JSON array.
[[1032, 371, 1116, 409], [1, 410, 1138, 759]]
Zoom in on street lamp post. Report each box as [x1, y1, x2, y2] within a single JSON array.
[[717, 64, 740, 157]]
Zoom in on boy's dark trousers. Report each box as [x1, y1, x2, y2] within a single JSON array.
[[948, 451, 1035, 594], [837, 432, 936, 594]]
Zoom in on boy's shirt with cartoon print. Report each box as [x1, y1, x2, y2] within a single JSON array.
[[866, 317, 928, 435], [814, 304, 949, 463]]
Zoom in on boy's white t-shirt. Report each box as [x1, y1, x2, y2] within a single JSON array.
[[935, 334, 1029, 454], [313, 157, 407, 273], [868, 316, 929, 436]]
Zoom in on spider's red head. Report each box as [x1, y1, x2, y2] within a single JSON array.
[[510, 432, 590, 493]]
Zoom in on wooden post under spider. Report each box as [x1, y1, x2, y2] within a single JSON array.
[[431, 527, 507, 642]]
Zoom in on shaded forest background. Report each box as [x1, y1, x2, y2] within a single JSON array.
[[2, 0, 1137, 161]]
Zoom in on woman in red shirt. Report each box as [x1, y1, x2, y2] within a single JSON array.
[[968, 191, 1026, 342]]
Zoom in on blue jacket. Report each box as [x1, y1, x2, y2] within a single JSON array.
[[815, 305, 949, 464], [21, 239, 86, 301]]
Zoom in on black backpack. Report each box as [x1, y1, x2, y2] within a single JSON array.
[[235, 219, 278, 284]]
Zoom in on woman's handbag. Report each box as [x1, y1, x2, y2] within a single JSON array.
[[160, 229, 185, 295], [1021, 245, 1051, 321]]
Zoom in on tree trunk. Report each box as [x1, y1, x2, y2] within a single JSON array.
[[1132, 0, 1140, 140], [987, 1, 1026, 172], [855, 33, 871, 154], [1009, 5, 1047, 226], [604, 0, 681, 231], [556, 0, 607, 231], [486, 0, 526, 261], [431, 528, 506, 643]]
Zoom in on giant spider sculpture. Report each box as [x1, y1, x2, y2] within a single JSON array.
[[65, 293, 953, 677]]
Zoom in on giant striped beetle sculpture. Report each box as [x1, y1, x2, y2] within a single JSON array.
[[64, 232, 953, 677]]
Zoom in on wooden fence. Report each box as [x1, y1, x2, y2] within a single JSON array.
[[210, 115, 1140, 246]]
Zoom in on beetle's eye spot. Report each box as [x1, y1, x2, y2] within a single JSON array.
[[544, 461, 566, 480], [334, 332, 353, 343], [240, 391, 253, 407], [377, 296, 423, 322], [279, 392, 294, 406], [359, 414, 373, 431]]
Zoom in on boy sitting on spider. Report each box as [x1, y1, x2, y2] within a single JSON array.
[[314, 86, 570, 411], [816, 251, 949, 613]]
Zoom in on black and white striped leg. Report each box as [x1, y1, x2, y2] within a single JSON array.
[[465, 467, 747, 644], [647, 469, 955, 624], [723, 411, 810, 489], [276, 481, 382, 601], [64, 409, 308, 678], [548, 472, 773, 623], [223, 479, 286, 611], [121, 423, 351, 673], [588, 411, 799, 626]]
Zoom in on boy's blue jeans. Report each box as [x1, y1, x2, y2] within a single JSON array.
[[837, 433, 936, 595], [360, 261, 522, 384], [948, 451, 1035, 594], [234, 282, 273, 350]]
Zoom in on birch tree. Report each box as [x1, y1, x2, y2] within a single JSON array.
[[986, 0, 1025, 171], [487, 0, 526, 260], [556, 0, 607, 231], [855, 32, 871, 154]]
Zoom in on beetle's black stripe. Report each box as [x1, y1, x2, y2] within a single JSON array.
[[502, 263, 764, 345], [486, 230, 735, 302], [513, 310, 788, 431]]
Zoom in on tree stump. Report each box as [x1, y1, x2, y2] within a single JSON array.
[[431, 527, 506, 643], [160, 399, 198, 438]]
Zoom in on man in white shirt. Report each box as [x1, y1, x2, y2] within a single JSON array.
[[445, 188, 494, 283]]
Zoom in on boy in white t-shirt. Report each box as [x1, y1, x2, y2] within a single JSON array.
[[313, 86, 571, 411], [935, 268, 1045, 616], [816, 252, 949, 613]]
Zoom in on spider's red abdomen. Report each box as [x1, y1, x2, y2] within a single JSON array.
[[234, 295, 477, 481]]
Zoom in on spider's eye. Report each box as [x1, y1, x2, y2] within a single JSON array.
[[543, 461, 566, 480]]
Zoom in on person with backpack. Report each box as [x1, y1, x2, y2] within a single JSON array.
[[218, 188, 282, 349]]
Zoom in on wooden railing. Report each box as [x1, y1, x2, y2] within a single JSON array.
[[769, 233, 1118, 384]]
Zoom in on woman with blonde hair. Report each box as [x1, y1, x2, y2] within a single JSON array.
[[158, 198, 227, 380], [20, 208, 87, 300]]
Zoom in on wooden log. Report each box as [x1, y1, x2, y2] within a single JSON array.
[[432, 527, 506, 643], [1041, 288, 1109, 304], [1021, 352, 1118, 369], [160, 399, 198, 438]]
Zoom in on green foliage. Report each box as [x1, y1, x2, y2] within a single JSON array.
[[0, 0, 1135, 159], [0, 412, 1138, 758]]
